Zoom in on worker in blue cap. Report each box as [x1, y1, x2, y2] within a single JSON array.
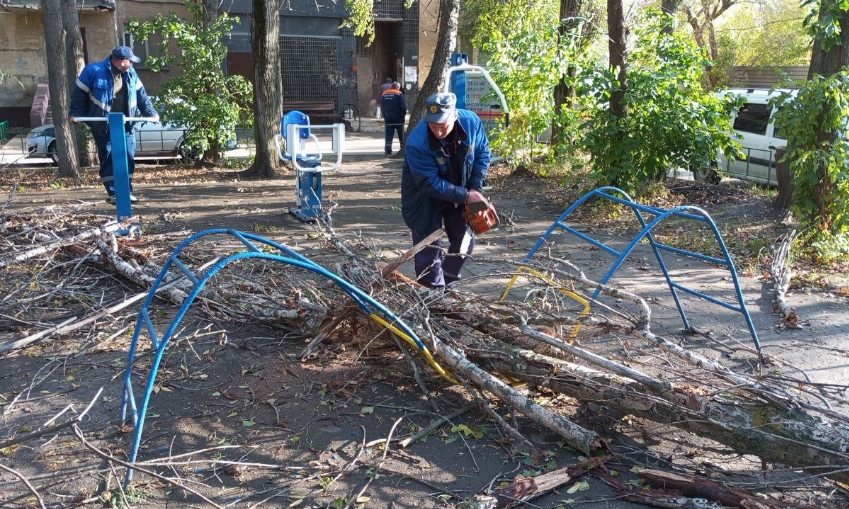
[[400, 92, 491, 288]]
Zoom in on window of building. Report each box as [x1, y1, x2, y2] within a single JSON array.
[[123, 29, 166, 69]]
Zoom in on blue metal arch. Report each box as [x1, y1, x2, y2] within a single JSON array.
[[120, 229, 428, 486], [524, 187, 762, 354]]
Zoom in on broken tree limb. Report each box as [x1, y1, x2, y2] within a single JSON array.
[[428, 333, 605, 455], [768, 230, 798, 327], [460, 340, 849, 483], [0, 462, 47, 509], [0, 220, 124, 269], [637, 469, 779, 509], [466, 456, 609, 509]]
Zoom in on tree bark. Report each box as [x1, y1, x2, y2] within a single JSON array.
[[607, 0, 627, 120], [200, 0, 221, 31], [454, 335, 849, 483], [551, 0, 582, 157], [660, 0, 681, 33], [243, 0, 283, 178], [62, 1, 94, 167], [41, 0, 80, 178], [773, 146, 793, 210], [404, 0, 460, 144], [805, 0, 849, 231]]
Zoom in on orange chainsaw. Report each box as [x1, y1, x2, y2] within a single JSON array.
[[464, 196, 499, 235]]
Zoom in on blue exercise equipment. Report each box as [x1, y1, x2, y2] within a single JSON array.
[[524, 187, 762, 356], [276, 111, 345, 223], [75, 112, 155, 236], [118, 229, 437, 487]]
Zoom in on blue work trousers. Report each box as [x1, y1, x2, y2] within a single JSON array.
[[93, 130, 136, 196], [412, 205, 475, 288], [384, 123, 404, 155]]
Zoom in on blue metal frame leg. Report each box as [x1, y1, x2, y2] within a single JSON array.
[[289, 166, 327, 222], [524, 186, 762, 356], [119, 229, 427, 487]]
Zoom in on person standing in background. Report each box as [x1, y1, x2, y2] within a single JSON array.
[[70, 46, 158, 204], [381, 82, 406, 156], [378, 77, 393, 105]]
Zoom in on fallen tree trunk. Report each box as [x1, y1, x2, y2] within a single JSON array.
[[449, 333, 849, 483]]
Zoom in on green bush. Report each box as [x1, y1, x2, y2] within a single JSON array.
[[580, 9, 739, 195]]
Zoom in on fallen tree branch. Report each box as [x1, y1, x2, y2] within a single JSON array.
[[72, 425, 224, 509], [768, 230, 798, 327]]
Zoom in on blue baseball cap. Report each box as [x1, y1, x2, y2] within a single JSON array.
[[424, 93, 457, 124], [112, 46, 141, 64]]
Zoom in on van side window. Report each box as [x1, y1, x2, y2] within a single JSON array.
[[733, 103, 770, 135]]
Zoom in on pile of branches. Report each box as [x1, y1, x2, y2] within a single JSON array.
[[2, 206, 849, 508]]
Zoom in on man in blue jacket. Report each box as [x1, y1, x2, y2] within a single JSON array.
[[70, 46, 159, 204], [381, 82, 406, 156], [401, 92, 490, 288]]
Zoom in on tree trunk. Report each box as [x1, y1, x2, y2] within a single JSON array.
[[242, 0, 283, 178], [551, 0, 582, 158], [404, 0, 460, 144], [660, 0, 681, 33], [61, 0, 92, 168], [773, 146, 793, 210], [451, 332, 849, 484], [41, 0, 80, 178], [805, 1, 849, 231], [607, 0, 627, 120], [200, 0, 220, 31]]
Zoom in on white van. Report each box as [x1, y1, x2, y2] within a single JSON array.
[[694, 88, 793, 186]]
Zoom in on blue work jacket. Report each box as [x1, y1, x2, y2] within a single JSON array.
[[381, 89, 407, 124], [69, 55, 157, 138], [401, 109, 490, 237]]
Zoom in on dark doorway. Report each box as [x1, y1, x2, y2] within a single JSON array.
[[356, 20, 402, 117], [227, 51, 254, 86]]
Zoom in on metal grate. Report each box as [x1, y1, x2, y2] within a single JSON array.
[[374, 0, 405, 20], [281, 36, 339, 103]]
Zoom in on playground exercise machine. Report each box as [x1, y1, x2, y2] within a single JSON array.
[[274, 111, 345, 223], [73, 112, 157, 236], [521, 186, 763, 359]]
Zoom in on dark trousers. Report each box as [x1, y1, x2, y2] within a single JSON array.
[[412, 205, 475, 288], [93, 131, 136, 196], [384, 123, 404, 155]]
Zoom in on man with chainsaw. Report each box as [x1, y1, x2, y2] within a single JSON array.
[[401, 92, 494, 288]]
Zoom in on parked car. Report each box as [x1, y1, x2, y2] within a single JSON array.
[[26, 98, 237, 164], [693, 88, 794, 186], [26, 119, 201, 164]]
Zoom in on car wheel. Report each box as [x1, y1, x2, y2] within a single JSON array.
[[692, 162, 721, 185], [178, 142, 201, 164], [47, 141, 59, 165]]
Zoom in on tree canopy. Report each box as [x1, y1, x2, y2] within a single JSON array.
[[127, 0, 253, 163]]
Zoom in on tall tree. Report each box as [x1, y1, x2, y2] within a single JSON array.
[[803, 0, 849, 233], [405, 0, 462, 140], [551, 0, 585, 156], [41, 0, 79, 178], [683, 0, 736, 62], [200, 0, 221, 31], [242, 0, 283, 178], [608, 0, 627, 120], [62, 0, 93, 167]]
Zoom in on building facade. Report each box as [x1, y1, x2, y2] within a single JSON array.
[[0, 0, 437, 128]]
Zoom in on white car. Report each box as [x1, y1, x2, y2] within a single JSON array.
[[694, 88, 794, 186], [26, 119, 200, 164]]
